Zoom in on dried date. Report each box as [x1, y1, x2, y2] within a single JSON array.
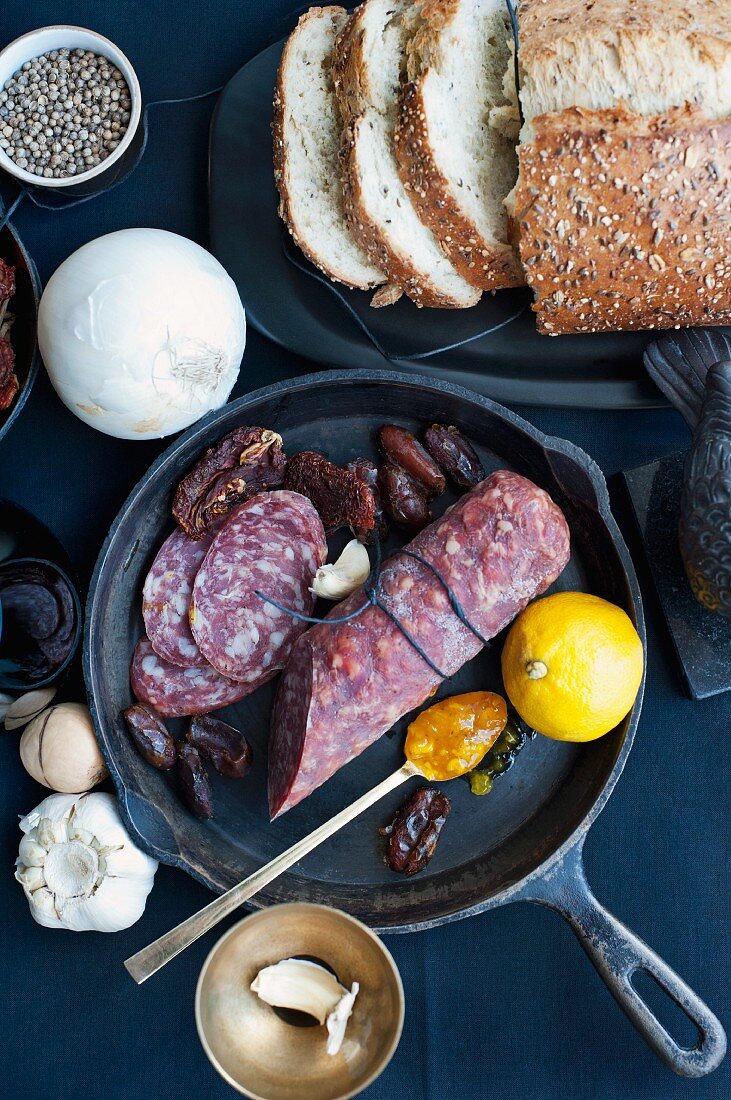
[[378, 463, 431, 532], [177, 742, 214, 820], [423, 424, 484, 489], [284, 451, 376, 536], [377, 425, 446, 498], [346, 457, 389, 542], [173, 426, 287, 538], [380, 787, 451, 876], [187, 714, 253, 779], [123, 704, 176, 770]]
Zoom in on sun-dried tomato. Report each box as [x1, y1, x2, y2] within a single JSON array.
[[173, 426, 287, 538], [284, 451, 376, 536], [380, 787, 451, 875], [0, 337, 17, 411], [0, 259, 15, 302]]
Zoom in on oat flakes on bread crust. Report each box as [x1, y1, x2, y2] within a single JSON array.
[[394, 0, 524, 291], [333, 0, 481, 308], [273, 6, 385, 290], [514, 105, 731, 335]]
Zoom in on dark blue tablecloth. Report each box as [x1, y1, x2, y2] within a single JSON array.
[[0, 3, 728, 1098]]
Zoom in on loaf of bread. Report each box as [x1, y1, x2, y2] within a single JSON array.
[[512, 0, 731, 334], [273, 7, 386, 290]]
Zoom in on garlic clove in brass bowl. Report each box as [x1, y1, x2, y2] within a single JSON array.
[[196, 903, 404, 1100]]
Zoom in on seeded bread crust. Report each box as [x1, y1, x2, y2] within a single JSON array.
[[396, 78, 524, 290], [333, 1, 481, 308], [273, 7, 385, 290], [514, 105, 731, 335]]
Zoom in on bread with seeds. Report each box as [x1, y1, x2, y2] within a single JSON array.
[[512, 0, 731, 334], [333, 0, 481, 308], [273, 7, 386, 290], [394, 0, 524, 291]]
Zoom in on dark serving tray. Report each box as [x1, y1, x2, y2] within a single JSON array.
[[85, 370, 643, 932], [208, 37, 664, 409]]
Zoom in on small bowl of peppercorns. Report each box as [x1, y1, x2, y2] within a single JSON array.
[[0, 25, 141, 188]]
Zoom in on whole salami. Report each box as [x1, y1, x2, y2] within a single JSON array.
[[268, 471, 570, 818], [142, 528, 211, 668], [190, 490, 327, 683], [130, 637, 256, 717]]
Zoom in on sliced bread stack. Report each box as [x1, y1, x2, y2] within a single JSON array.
[[273, 0, 523, 308]]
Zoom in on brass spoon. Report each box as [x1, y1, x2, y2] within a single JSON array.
[[125, 692, 506, 984], [124, 759, 422, 984]]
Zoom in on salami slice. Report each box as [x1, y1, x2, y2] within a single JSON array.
[[268, 471, 571, 817], [142, 529, 211, 668], [130, 637, 260, 717], [190, 490, 327, 683]]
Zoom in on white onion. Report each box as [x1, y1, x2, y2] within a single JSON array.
[[38, 229, 246, 439]]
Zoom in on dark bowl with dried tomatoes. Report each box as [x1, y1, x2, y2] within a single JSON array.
[[0, 222, 40, 445]]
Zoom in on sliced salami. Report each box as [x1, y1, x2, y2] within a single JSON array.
[[190, 490, 327, 683], [268, 471, 571, 818], [142, 529, 211, 668], [130, 637, 260, 717]]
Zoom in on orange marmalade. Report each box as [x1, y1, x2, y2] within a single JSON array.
[[405, 691, 508, 781]]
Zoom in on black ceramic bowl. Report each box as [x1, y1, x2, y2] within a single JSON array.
[[0, 221, 40, 444]]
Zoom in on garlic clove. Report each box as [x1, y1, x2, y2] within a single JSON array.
[[4, 687, 57, 731], [37, 815, 68, 849], [310, 540, 371, 601], [251, 959, 348, 1025], [63, 873, 155, 932], [25, 886, 63, 928], [0, 693, 14, 723], [17, 834, 47, 868], [326, 982, 360, 1056], [16, 863, 46, 894]]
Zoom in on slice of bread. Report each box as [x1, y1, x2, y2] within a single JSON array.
[[333, 0, 481, 308], [273, 7, 386, 290], [394, 0, 524, 291]]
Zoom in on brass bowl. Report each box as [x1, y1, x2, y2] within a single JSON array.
[[195, 903, 405, 1100]]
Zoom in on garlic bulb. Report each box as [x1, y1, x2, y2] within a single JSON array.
[[38, 229, 246, 440], [19, 703, 108, 793], [251, 958, 359, 1055], [310, 539, 371, 600], [15, 792, 158, 931]]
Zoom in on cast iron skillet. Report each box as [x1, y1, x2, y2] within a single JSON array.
[[85, 371, 725, 1077]]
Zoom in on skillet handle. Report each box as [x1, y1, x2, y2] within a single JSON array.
[[521, 841, 726, 1077]]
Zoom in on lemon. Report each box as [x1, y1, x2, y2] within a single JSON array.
[[501, 592, 643, 742]]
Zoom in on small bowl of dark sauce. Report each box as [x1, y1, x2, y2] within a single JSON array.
[[0, 501, 81, 691], [0, 557, 80, 690]]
